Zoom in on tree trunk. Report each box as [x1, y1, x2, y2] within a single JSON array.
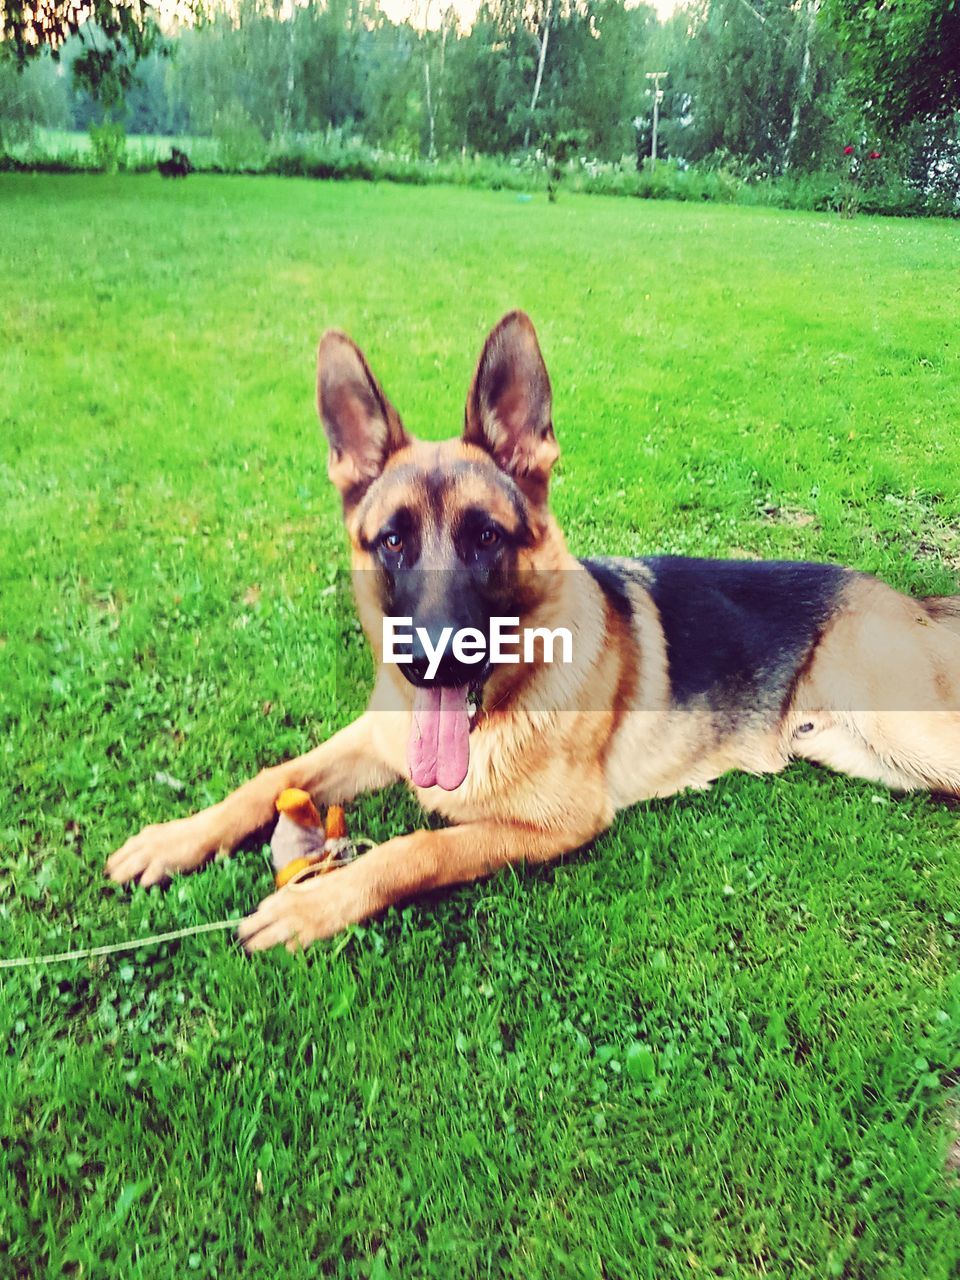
[[434, 21, 448, 156], [784, 0, 818, 172], [283, 13, 296, 139], [523, 0, 552, 150], [424, 58, 436, 159]]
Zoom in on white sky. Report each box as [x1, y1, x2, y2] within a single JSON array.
[[161, 0, 681, 30], [379, 0, 680, 27]]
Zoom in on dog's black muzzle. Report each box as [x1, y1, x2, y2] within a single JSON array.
[[388, 569, 495, 691]]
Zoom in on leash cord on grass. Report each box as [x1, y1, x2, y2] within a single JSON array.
[[0, 836, 377, 971], [0, 919, 244, 970]]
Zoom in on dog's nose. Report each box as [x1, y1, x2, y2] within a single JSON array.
[[405, 629, 479, 688], [408, 646, 432, 684], [407, 650, 475, 686]]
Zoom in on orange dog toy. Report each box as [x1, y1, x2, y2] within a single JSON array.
[[271, 790, 355, 888]]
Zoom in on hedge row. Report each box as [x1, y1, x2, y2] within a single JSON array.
[[2, 141, 954, 219]]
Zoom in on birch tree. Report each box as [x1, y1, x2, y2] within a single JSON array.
[[522, 0, 552, 148]]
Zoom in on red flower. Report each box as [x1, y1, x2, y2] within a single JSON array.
[[868, 150, 881, 160], [843, 145, 855, 155]]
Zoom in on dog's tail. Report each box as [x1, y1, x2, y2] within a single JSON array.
[[923, 595, 960, 638]]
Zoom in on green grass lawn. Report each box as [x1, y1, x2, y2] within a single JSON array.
[[3, 173, 960, 1278]]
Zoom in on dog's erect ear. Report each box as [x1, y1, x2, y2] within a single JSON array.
[[317, 331, 410, 505], [463, 311, 559, 504]]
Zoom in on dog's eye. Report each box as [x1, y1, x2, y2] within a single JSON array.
[[382, 532, 403, 553], [478, 527, 500, 549]]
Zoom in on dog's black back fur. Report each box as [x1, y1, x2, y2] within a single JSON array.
[[583, 556, 847, 714]]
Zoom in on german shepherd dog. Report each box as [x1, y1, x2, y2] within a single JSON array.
[[106, 312, 960, 952]]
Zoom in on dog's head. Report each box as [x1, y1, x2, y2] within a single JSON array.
[[316, 312, 566, 790]]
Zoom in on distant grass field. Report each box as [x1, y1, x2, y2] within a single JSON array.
[[11, 128, 217, 164], [3, 174, 960, 1278]]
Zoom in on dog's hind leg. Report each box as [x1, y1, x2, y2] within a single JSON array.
[[105, 712, 400, 888], [791, 709, 960, 795], [923, 595, 960, 639], [789, 576, 960, 795]]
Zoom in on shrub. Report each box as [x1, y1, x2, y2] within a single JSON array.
[[88, 121, 127, 174], [213, 103, 267, 172], [5, 128, 959, 220]]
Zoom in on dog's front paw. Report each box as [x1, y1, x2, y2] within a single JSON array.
[[238, 868, 369, 953], [105, 816, 215, 888]]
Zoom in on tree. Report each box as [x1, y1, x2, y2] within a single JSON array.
[[655, 0, 839, 171], [523, 0, 551, 148], [357, 17, 421, 151], [0, 48, 69, 147], [1, 0, 166, 105], [783, 0, 818, 170], [823, 0, 960, 134], [542, 0, 657, 157], [441, 17, 491, 152], [298, 0, 368, 131], [416, 3, 455, 158], [442, 6, 527, 153]]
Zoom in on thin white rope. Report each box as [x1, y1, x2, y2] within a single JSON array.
[[1, 835, 376, 972], [0, 919, 243, 970]]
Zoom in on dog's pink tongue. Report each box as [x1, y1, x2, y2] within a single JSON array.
[[408, 684, 470, 791]]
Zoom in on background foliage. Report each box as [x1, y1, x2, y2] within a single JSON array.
[[2, 0, 958, 205]]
